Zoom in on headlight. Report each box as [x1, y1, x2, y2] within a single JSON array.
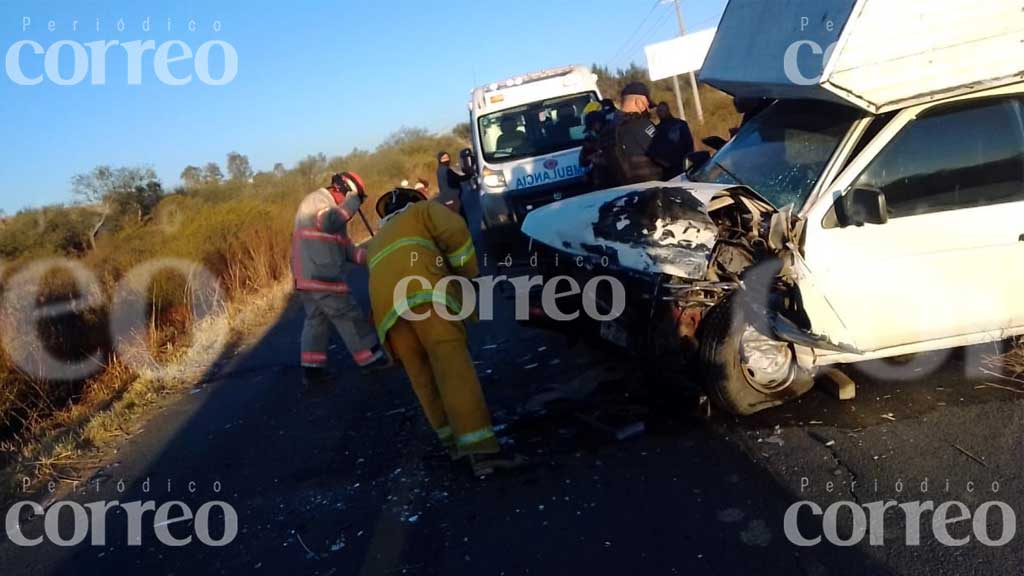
[[481, 167, 506, 191]]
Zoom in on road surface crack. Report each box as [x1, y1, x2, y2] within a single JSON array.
[[807, 429, 861, 504]]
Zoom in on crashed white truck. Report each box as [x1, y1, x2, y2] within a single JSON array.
[[521, 0, 1024, 415]]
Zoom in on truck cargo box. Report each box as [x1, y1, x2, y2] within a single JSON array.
[[700, 0, 1024, 113]]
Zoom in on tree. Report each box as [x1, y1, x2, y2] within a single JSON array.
[[123, 181, 163, 221], [272, 162, 287, 178], [71, 165, 161, 249], [180, 165, 203, 189], [202, 162, 224, 185], [452, 122, 472, 142], [226, 151, 254, 182], [294, 153, 328, 191]]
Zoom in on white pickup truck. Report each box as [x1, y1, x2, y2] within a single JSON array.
[[522, 0, 1024, 415]]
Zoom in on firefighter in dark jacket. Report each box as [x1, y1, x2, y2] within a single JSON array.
[[292, 172, 389, 388], [598, 82, 663, 186]]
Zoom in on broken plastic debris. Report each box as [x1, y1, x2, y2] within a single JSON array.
[[330, 536, 346, 552]]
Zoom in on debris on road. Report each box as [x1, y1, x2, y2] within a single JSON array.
[[984, 343, 1024, 382], [576, 410, 646, 441], [295, 533, 317, 560], [952, 443, 988, 469], [976, 382, 1024, 395], [522, 364, 626, 414], [880, 413, 896, 422]]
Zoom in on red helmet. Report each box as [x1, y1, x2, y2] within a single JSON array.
[[330, 171, 366, 197]]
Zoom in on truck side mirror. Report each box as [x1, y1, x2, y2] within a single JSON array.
[[701, 136, 728, 151], [459, 147, 477, 176], [685, 150, 712, 173], [837, 186, 889, 227]]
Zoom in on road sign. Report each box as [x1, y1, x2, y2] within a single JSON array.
[[644, 27, 717, 82]]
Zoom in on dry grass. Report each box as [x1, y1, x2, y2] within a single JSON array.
[[0, 279, 292, 502], [985, 337, 1024, 382]]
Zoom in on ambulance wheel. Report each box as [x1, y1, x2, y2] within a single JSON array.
[[697, 296, 813, 416]]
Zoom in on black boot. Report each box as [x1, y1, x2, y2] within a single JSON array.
[[360, 347, 395, 374], [468, 452, 527, 477]]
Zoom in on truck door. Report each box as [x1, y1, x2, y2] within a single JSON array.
[[802, 94, 1024, 352]]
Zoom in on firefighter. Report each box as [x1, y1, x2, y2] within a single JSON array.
[[367, 188, 523, 477], [292, 172, 390, 390]]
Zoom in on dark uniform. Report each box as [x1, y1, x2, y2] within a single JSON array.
[[650, 116, 695, 180], [598, 111, 663, 187], [436, 151, 473, 222]]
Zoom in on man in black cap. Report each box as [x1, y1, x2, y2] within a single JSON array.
[[650, 101, 695, 180], [598, 81, 663, 187], [436, 151, 473, 222]]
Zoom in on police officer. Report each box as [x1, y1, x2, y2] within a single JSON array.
[[436, 151, 473, 222], [599, 82, 663, 186], [651, 101, 695, 180]]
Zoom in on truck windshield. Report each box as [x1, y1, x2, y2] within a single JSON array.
[[691, 100, 863, 209], [478, 92, 597, 163]]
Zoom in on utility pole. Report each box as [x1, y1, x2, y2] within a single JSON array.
[[671, 75, 686, 121], [672, 0, 704, 123]]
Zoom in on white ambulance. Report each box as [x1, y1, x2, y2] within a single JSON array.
[[466, 65, 601, 250]]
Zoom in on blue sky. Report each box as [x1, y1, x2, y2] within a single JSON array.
[[0, 0, 728, 213]]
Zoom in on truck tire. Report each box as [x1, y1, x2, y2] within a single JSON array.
[[697, 296, 813, 416]]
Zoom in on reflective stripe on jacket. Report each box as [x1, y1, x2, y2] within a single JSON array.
[[366, 201, 479, 343], [291, 187, 367, 293]]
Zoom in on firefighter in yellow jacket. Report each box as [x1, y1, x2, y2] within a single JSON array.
[[367, 188, 523, 476]]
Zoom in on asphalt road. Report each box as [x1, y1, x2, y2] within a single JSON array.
[[1, 190, 1022, 575]]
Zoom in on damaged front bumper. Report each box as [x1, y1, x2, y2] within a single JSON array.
[[521, 180, 859, 359]]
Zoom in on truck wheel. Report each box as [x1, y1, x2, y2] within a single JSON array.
[[697, 297, 813, 416]]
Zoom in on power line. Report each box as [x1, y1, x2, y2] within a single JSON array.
[[611, 0, 708, 70], [616, 12, 675, 69], [605, 0, 661, 67]]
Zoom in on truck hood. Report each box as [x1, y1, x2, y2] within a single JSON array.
[[521, 180, 738, 279]]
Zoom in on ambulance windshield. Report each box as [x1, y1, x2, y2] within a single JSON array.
[[478, 91, 597, 163]]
